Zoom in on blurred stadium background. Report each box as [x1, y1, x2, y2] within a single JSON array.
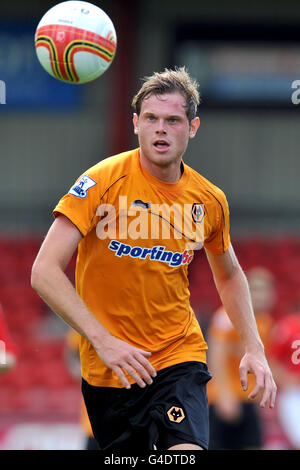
[[0, 0, 299, 450]]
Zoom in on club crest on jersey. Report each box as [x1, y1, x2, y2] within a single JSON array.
[[191, 203, 204, 224], [69, 175, 97, 199]]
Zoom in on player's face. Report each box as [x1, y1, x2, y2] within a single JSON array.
[[133, 92, 199, 178]]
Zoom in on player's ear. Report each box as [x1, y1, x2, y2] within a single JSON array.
[[133, 113, 139, 135], [189, 117, 200, 139]]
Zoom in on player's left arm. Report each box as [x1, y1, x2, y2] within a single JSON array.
[[205, 243, 277, 409]]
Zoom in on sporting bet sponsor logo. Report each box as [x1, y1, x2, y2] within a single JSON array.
[[108, 240, 193, 267]]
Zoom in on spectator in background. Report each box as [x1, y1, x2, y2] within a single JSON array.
[[207, 267, 275, 449], [0, 302, 18, 374], [268, 302, 300, 450], [64, 328, 99, 450]]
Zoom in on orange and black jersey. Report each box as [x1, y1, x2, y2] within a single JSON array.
[[54, 148, 231, 387]]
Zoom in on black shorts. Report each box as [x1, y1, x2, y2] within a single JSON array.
[[209, 402, 263, 450], [82, 361, 212, 452]]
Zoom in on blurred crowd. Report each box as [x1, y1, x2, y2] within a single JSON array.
[[1, 261, 300, 450], [207, 266, 300, 450]]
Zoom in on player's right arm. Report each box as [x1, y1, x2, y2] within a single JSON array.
[[31, 214, 156, 388]]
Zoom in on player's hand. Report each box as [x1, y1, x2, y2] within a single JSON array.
[[95, 334, 157, 389], [239, 350, 277, 408]]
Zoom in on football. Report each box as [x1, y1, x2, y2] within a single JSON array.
[[34, 1, 117, 84]]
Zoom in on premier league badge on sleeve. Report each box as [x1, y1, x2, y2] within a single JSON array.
[[68, 175, 97, 199]]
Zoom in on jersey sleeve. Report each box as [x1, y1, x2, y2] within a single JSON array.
[[53, 166, 102, 237], [204, 188, 231, 254]]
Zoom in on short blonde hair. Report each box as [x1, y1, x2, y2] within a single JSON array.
[[132, 66, 200, 121]]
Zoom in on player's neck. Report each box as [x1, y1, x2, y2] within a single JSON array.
[[139, 152, 183, 183]]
